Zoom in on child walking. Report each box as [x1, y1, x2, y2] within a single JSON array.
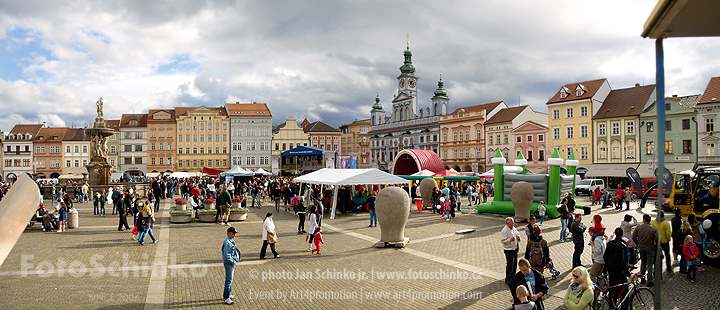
[[683, 235, 699, 283], [311, 227, 324, 255], [57, 202, 67, 232], [537, 201, 546, 226]]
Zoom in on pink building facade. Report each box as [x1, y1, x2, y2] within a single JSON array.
[[511, 120, 549, 174]]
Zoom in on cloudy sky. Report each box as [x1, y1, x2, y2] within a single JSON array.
[[1, 0, 719, 131]]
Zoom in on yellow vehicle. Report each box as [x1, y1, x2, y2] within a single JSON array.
[[667, 167, 720, 266]]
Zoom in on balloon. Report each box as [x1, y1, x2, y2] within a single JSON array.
[[703, 219, 712, 229]]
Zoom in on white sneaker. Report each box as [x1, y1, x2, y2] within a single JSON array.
[[446, 218, 450, 221], [223, 298, 234, 305], [229, 295, 235, 300]]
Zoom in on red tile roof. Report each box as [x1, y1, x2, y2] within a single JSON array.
[[105, 119, 121, 130], [64, 128, 90, 141], [593, 84, 656, 119], [35, 127, 69, 142], [485, 106, 529, 125], [303, 121, 340, 133], [225, 103, 272, 116], [147, 109, 176, 122], [448, 101, 504, 116], [8, 124, 43, 141], [547, 78, 607, 105], [120, 114, 148, 128], [698, 76, 720, 104]]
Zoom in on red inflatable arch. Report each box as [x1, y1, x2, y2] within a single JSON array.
[[392, 149, 444, 175]]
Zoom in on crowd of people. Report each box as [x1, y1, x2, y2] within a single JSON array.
[[505, 192, 712, 310]]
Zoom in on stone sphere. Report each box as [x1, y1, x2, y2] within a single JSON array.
[[510, 181, 534, 221], [376, 186, 411, 243], [419, 178, 439, 209]]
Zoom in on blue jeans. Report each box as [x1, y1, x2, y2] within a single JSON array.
[[223, 261, 235, 299], [560, 218, 569, 240], [100, 202, 106, 215], [369, 210, 377, 225], [539, 215, 545, 224], [138, 224, 156, 244]]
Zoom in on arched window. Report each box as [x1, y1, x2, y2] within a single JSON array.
[[434, 103, 439, 115]]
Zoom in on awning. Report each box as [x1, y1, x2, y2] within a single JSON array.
[[169, 172, 191, 179], [146, 172, 161, 178], [281, 146, 333, 156], [254, 168, 272, 176], [220, 165, 253, 177], [202, 167, 223, 176], [58, 174, 84, 180], [294, 168, 409, 186], [585, 164, 634, 178], [637, 162, 694, 178]]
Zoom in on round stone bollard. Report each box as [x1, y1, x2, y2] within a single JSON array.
[[374, 187, 410, 248], [510, 181, 534, 222], [419, 178, 438, 210], [66, 210, 79, 228]]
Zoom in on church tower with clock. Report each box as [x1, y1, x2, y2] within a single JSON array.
[[391, 42, 419, 122]]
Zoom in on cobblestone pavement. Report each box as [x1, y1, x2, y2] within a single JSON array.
[[1, 195, 717, 309]]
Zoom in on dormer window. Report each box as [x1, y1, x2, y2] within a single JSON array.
[[26, 133, 32, 139], [559, 87, 569, 99], [575, 84, 587, 97], [129, 120, 139, 126]]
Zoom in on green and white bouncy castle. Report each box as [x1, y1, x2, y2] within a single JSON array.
[[476, 149, 578, 218]]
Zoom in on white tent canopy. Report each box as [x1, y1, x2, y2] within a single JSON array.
[[411, 169, 435, 176], [220, 165, 254, 177], [254, 168, 272, 176], [169, 172, 191, 179], [294, 168, 410, 219]]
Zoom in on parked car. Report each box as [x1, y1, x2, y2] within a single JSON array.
[[574, 179, 605, 196], [628, 178, 669, 199]]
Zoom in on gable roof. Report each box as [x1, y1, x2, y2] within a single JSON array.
[[7, 124, 43, 141], [511, 120, 548, 133], [698, 76, 720, 104], [679, 94, 702, 108], [105, 119, 120, 130], [174, 106, 228, 118], [593, 84, 656, 119], [120, 114, 148, 128], [64, 128, 90, 142], [35, 127, 69, 142], [225, 102, 272, 116], [303, 121, 340, 133], [547, 78, 607, 105], [485, 106, 529, 125], [147, 109, 176, 122], [300, 118, 311, 127], [449, 101, 503, 116]]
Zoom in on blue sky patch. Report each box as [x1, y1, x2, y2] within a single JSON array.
[[155, 54, 201, 74], [0, 27, 57, 81]]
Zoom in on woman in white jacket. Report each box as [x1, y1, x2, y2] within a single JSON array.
[[307, 206, 319, 251], [260, 213, 280, 259]]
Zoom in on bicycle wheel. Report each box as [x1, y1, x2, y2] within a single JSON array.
[[630, 287, 654, 310]]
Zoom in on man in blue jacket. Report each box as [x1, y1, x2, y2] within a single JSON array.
[[222, 227, 241, 305]]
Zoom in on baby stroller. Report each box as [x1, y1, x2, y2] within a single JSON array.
[[546, 259, 561, 280]]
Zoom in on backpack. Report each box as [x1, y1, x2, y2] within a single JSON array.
[[528, 238, 544, 266], [581, 287, 601, 310]]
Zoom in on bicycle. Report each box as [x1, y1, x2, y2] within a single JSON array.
[[596, 273, 654, 310]]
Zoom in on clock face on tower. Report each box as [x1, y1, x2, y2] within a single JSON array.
[[399, 79, 405, 88], [409, 79, 416, 88]]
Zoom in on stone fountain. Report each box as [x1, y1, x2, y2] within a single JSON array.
[[84, 98, 114, 186]]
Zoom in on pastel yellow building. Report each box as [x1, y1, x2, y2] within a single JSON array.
[[547, 78, 610, 176], [175, 106, 230, 172]]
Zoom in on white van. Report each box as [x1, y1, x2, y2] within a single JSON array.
[[574, 179, 605, 196]]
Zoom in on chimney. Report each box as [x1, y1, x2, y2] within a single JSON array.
[[672, 94, 678, 98], [635, 83, 640, 87]]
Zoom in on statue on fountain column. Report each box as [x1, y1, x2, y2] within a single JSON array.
[[96, 98, 104, 118]]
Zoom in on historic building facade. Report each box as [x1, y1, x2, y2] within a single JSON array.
[[591, 84, 656, 177], [438, 101, 505, 172], [697, 76, 720, 166], [33, 127, 69, 179], [272, 117, 309, 174], [175, 106, 230, 172], [511, 120, 549, 174], [147, 109, 176, 173], [547, 78, 611, 176], [119, 114, 148, 176], [61, 128, 90, 176], [485, 106, 546, 169], [3, 124, 43, 182], [226, 102, 273, 171], [339, 119, 371, 169], [369, 44, 446, 172], [104, 120, 121, 173]]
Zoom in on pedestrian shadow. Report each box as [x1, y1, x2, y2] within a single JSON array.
[[435, 279, 510, 310], [165, 299, 228, 308]]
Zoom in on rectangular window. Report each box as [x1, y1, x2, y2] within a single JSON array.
[[167, 131, 172, 138], [526, 135, 532, 142], [151, 143, 156, 151], [612, 146, 620, 159], [665, 103, 671, 111], [151, 157, 156, 165], [66, 160, 71, 167], [580, 125, 588, 138], [179, 135, 183, 142], [626, 145, 635, 159], [599, 147, 607, 159], [74, 145, 79, 153], [580, 106, 588, 117], [151, 131, 156, 138], [665, 120, 672, 131], [707, 143, 716, 156], [646, 142, 654, 155], [682, 119, 691, 130], [566, 107, 573, 118], [516, 136, 522, 143], [627, 121, 634, 134], [527, 150, 533, 161], [168, 143, 172, 150], [553, 109, 560, 120], [665, 141, 673, 154], [503, 134, 508, 144], [553, 128, 560, 140], [442, 150, 447, 159], [82, 145, 87, 153], [706, 118, 714, 132], [489, 136, 493, 145], [611, 122, 619, 135], [566, 126, 574, 139], [74, 159, 79, 167], [647, 122, 654, 132], [598, 123, 606, 136], [683, 140, 692, 154], [476, 129, 481, 140], [159, 158, 164, 165], [453, 149, 457, 159], [135, 157, 142, 164], [566, 146, 574, 158], [538, 134, 544, 142], [159, 143, 164, 150], [199, 135, 204, 142], [581, 146, 588, 160], [538, 150, 544, 161]]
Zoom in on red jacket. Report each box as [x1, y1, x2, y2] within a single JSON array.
[[683, 243, 699, 260]]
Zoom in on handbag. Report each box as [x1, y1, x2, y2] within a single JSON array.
[[267, 231, 278, 244]]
